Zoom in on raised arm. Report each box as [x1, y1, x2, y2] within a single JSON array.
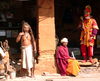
[[16, 32, 24, 43]]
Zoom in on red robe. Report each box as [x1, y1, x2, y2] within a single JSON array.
[[56, 45, 70, 76]]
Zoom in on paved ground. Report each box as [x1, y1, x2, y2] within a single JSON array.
[[1, 64, 100, 81], [0, 72, 100, 81]]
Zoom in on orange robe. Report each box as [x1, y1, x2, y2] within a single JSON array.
[[2, 52, 9, 64], [0, 52, 9, 71], [66, 59, 80, 76]]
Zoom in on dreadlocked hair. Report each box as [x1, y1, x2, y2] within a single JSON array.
[[21, 21, 36, 52]]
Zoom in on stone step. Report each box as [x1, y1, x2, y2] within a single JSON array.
[[80, 67, 100, 74]]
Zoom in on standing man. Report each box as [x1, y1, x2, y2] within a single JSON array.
[[16, 21, 36, 77], [79, 5, 99, 63]]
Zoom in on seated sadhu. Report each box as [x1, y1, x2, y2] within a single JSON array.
[[56, 38, 80, 76], [0, 47, 9, 75], [0, 47, 5, 71], [1, 40, 10, 64], [0, 40, 10, 74]]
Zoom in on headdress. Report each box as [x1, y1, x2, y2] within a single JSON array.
[[84, 5, 92, 17]]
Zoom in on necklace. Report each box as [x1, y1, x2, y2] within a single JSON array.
[[25, 33, 29, 39]]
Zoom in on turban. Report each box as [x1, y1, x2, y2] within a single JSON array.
[[84, 5, 92, 17], [61, 38, 68, 43]]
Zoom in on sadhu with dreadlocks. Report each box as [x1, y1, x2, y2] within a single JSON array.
[[16, 21, 36, 77]]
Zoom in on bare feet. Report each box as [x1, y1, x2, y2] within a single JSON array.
[[89, 59, 94, 63], [89, 57, 94, 63], [82, 60, 87, 63]]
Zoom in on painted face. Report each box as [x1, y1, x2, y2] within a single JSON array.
[[84, 13, 91, 20], [85, 16, 90, 19], [23, 24, 30, 32]]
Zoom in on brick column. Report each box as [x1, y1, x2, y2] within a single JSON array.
[[35, 0, 57, 74]]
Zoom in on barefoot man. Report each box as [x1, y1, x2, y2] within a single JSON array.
[[16, 21, 36, 77]]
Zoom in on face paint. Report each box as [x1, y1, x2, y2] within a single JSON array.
[[85, 16, 90, 19]]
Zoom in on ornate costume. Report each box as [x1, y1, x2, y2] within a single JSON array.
[[80, 5, 99, 63]]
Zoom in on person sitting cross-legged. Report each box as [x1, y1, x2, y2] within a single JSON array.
[[56, 38, 80, 76]]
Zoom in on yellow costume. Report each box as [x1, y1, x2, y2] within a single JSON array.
[[80, 18, 99, 46]]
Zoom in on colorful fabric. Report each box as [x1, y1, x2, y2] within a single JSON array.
[[80, 18, 99, 46], [66, 59, 80, 76], [21, 45, 34, 70]]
